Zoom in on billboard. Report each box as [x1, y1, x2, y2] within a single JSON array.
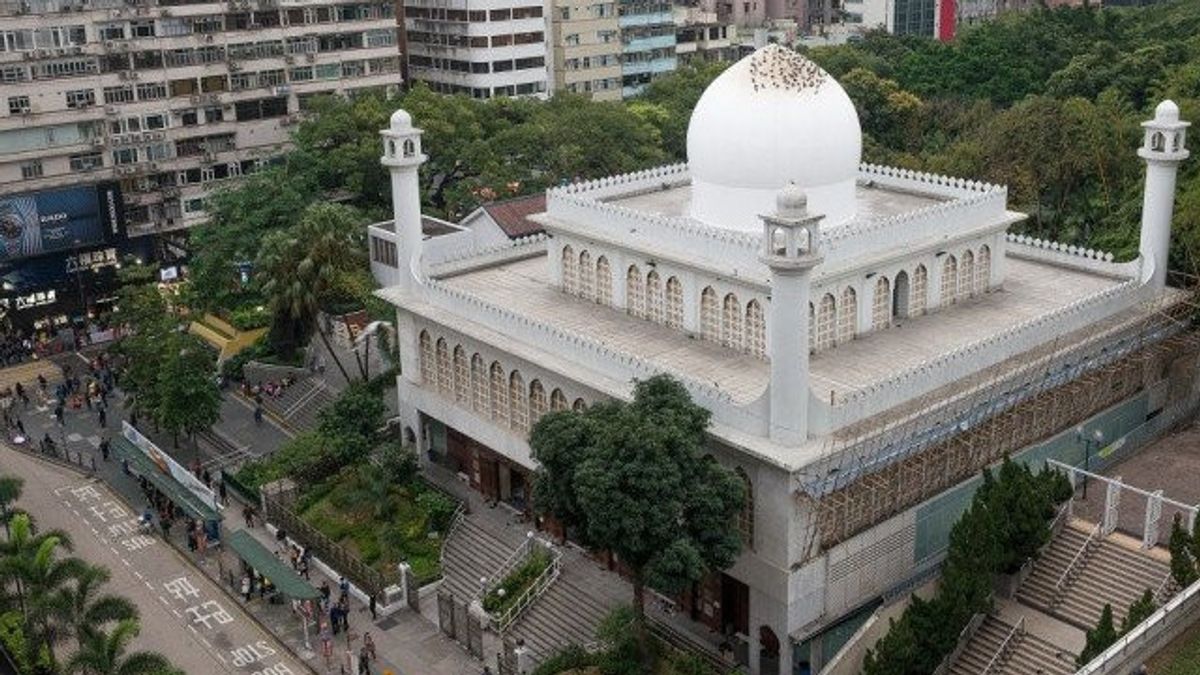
[[122, 421, 221, 513], [0, 184, 122, 263]]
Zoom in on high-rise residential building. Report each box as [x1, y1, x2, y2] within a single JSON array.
[[618, 0, 676, 97], [403, 0, 550, 99], [673, 6, 735, 64], [548, 0, 622, 100], [0, 0, 401, 329]]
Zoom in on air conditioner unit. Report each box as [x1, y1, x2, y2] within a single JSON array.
[[71, 46, 82, 54], [161, 8, 171, 15], [190, 94, 201, 104], [228, 62, 241, 71], [149, 162, 159, 171], [284, 55, 295, 64], [54, 48, 67, 56], [104, 105, 117, 114], [305, 52, 315, 62], [33, 49, 47, 58], [118, 71, 129, 80], [205, 34, 214, 43], [92, 137, 105, 146], [104, 40, 115, 49], [128, 71, 139, 79]]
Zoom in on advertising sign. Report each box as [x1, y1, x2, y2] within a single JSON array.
[[0, 185, 120, 263], [121, 421, 221, 513]]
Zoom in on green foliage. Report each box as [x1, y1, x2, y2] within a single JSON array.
[[235, 432, 331, 490], [1169, 513, 1199, 588], [378, 442, 420, 486], [528, 645, 596, 675], [531, 375, 744, 622], [317, 381, 386, 464], [1078, 604, 1120, 667], [1122, 589, 1157, 635], [152, 333, 222, 444], [482, 549, 552, 614], [227, 305, 270, 331]]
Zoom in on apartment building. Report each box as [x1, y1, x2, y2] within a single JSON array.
[[548, 0, 621, 100], [404, 0, 550, 98], [0, 0, 401, 329], [618, 0, 675, 96], [673, 5, 733, 63]]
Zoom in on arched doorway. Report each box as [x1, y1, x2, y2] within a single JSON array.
[[892, 270, 910, 319], [759, 625, 781, 675]]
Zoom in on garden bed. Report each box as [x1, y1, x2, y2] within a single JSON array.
[[483, 549, 553, 615]]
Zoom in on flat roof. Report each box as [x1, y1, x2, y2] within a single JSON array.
[[606, 182, 946, 223]]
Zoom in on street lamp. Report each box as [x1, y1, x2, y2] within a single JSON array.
[[1074, 426, 1105, 500]]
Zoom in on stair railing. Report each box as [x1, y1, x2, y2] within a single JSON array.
[[492, 546, 562, 633], [1053, 522, 1101, 604], [438, 501, 467, 572], [1152, 569, 1175, 605], [478, 535, 535, 601], [932, 611, 988, 675], [980, 616, 1025, 675]]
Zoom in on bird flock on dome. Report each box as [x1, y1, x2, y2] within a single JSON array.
[[747, 45, 829, 94]]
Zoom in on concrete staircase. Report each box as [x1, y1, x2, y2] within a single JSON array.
[[441, 516, 523, 602], [1016, 522, 1170, 630], [256, 378, 336, 433], [505, 547, 629, 662], [949, 615, 1076, 675]]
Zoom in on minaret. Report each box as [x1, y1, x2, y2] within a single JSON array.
[[380, 108, 427, 289], [759, 184, 824, 445], [1137, 100, 1190, 291]]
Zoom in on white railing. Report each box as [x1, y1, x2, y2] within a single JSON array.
[[491, 548, 561, 634], [1054, 523, 1102, 602], [982, 616, 1025, 675], [479, 536, 535, 601], [438, 501, 467, 572], [1152, 570, 1174, 605], [1075, 577, 1200, 674]]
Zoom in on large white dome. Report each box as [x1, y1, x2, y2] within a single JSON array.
[[687, 45, 863, 231]]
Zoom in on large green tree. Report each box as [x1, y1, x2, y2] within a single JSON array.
[[65, 619, 181, 675], [152, 333, 222, 449], [531, 375, 744, 648]]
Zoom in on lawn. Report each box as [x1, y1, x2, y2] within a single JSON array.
[[1148, 617, 1200, 675], [297, 465, 457, 583]]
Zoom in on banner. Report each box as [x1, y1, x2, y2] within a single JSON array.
[[121, 421, 221, 513], [0, 186, 114, 263]]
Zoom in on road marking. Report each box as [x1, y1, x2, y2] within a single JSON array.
[[133, 570, 143, 580], [158, 595, 170, 606], [109, 546, 120, 555], [120, 558, 131, 567]]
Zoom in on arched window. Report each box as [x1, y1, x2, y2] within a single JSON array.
[[572, 398, 586, 412], [402, 138, 415, 157], [975, 246, 990, 295], [700, 287, 719, 342], [816, 293, 836, 351], [1152, 131, 1166, 152], [529, 380, 547, 424], [626, 265, 645, 318], [646, 271, 664, 323], [745, 300, 766, 358], [578, 250, 594, 301], [872, 276, 891, 330], [1173, 132, 1183, 152], [435, 338, 451, 395], [665, 277, 684, 329], [911, 264, 927, 316], [595, 256, 612, 306], [387, 140, 396, 157], [550, 388, 568, 412], [941, 255, 958, 307], [736, 467, 754, 549], [960, 250, 975, 301], [452, 345, 468, 403], [471, 354, 488, 414], [509, 371, 528, 432], [561, 246, 577, 295], [837, 287, 857, 343], [722, 293, 742, 349], [419, 331, 433, 385], [490, 362, 508, 425]]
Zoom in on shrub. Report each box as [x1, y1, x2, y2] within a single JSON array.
[[529, 646, 596, 675], [1077, 604, 1119, 667], [228, 305, 271, 331], [378, 442, 419, 485], [482, 549, 552, 615], [415, 489, 457, 534], [1121, 589, 1156, 634]]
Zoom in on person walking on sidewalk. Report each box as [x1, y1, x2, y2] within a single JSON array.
[[99, 438, 110, 461], [218, 479, 228, 506], [363, 632, 376, 662], [368, 593, 377, 621], [358, 646, 371, 675], [97, 406, 106, 429]]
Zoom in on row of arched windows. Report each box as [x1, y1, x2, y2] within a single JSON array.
[[697, 287, 767, 358], [562, 245, 614, 306], [419, 331, 587, 435]]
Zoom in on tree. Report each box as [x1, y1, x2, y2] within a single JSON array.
[[152, 333, 221, 449], [1121, 589, 1156, 635], [65, 618, 182, 675], [531, 375, 744, 655], [317, 381, 386, 464], [1168, 513, 1198, 588], [1077, 604, 1119, 667], [0, 475, 23, 537], [0, 514, 85, 665]]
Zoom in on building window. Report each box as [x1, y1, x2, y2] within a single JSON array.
[[736, 467, 753, 549], [529, 379, 547, 425], [509, 371, 528, 433], [745, 300, 765, 358], [7, 95, 30, 114], [666, 277, 684, 329], [626, 265, 645, 318], [700, 287, 719, 342], [561, 245, 577, 295], [722, 293, 742, 350], [911, 265, 927, 316], [435, 338, 452, 396], [816, 293, 836, 351], [872, 277, 891, 330], [103, 86, 134, 104], [960, 250, 975, 302], [550, 388, 567, 412], [595, 255, 611, 306], [69, 152, 103, 172], [572, 398, 586, 412], [837, 287, 857, 343], [112, 148, 138, 165], [578, 250, 593, 301], [452, 345, 469, 404], [471, 353, 488, 414], [490, 362, 509, 426], [136, 82, 167, 101], [419, 330, 433, 385], [131, 20, 156, 38], [20, 161, 43, 180], [65, 89, 95, 109], [646, 271, 663, 323], [940, 255, 957, 307], [976, 246, 991, 295]]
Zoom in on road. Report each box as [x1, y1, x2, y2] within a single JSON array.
[[3, 448, 308, 675]]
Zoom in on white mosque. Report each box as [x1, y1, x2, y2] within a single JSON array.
[[368, 45, 1195, 674]]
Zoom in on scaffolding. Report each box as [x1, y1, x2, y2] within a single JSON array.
[[797, 279, 1200, 559]]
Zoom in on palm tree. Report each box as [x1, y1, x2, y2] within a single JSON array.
[[0, 514, 86, 658], [56, 564, 138, 644], [0, 475, 24, 537], [65, 618, 182, 675], [0, 514, 73, 618]]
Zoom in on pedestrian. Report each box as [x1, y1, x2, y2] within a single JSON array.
[[97, 407, 106, 429], [358, 646, 371, 674], [186, 528, 197, 552], [15, 382, 26, 406], [339, 576, 350, 598], [254, 405, 263, 425], [218, 479, 228, 506], [363, 632, 376, 661], [53, 404, 63, 425], [84, 391, 92, 411], [16, 418, 24, 436], [202, 468, 212, 489], [369, 593, 377, 621], [241, 574, 252, 601], [100, 438, 110, 461], [320, 580, 331, 602], [299, 557, 310, 580]]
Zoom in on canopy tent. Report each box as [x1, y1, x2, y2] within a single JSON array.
[[111, 437, 221, 522], [224, 530, 320, 600]]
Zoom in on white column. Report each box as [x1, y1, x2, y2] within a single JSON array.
[[1138, 159, 1180, 290], [390, 166, 423, 289], [768, 269, 810, 445]]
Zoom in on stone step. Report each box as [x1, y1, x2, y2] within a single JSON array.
[[441, 518, 523, 602]]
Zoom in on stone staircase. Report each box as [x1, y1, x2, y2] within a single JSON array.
[[504, 546, 629, 663], [1016, 522, 1170, 630], [255, 378, 336, 433], [441, 516, 523, 602], [949, 615, 1076, 675]]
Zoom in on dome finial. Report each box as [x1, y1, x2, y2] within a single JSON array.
[[777, 182, 808, 218], [390, 108, 413, 131], [1155, 100, 1180, 123]]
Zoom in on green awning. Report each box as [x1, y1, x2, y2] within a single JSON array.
[[224, 530, 320, 600], [111, 438, 222, 522]]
